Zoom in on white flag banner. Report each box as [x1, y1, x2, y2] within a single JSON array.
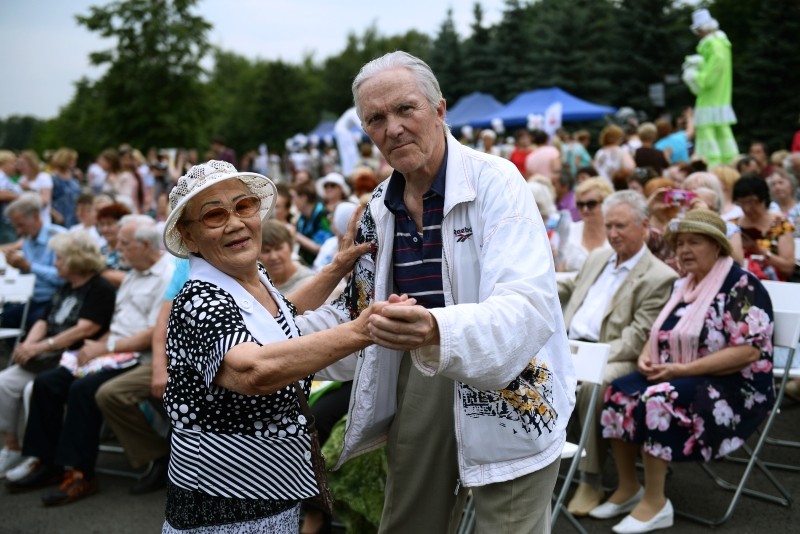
[[544, 102, 562, 138], [334, 107, 361, 177]]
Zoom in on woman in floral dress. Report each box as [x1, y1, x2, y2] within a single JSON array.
[[590, 210, 774, 534]]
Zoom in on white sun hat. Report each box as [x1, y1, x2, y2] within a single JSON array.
[[163, 160, 277, 258], [316, 172, 352, 198], [690, 8, 718, 33]]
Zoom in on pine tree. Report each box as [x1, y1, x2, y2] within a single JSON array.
[[734, 0, 800, 151], [461, 4, 500, 98], [428, 9, 465, 104]]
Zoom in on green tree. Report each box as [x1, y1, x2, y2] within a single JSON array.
[[461, 3, 500, 99], [492, 0, 538, 101], [526, 0, 616, 104], [0, 115, 43, 151], [35, 78, 109, 157], [733, 0, 800, 151], [76, 0, 211, 150], [607, 0, 695, 117], [428, 9, 465, 103]]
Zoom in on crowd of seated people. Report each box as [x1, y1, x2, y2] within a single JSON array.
[[0, 121, 798, 534]]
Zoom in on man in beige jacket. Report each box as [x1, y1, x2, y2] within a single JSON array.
[[558, 190, 678, 516]]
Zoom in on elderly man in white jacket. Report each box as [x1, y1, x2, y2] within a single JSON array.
[[297, 51, 575, 533]]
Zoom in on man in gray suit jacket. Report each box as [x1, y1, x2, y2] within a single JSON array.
[[558, 190, 678, 516]]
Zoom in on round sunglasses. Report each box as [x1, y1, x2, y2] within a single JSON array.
[[187, 195, 261, 228]]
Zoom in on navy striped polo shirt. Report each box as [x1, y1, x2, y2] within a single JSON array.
[[383, 151, 447, 309]]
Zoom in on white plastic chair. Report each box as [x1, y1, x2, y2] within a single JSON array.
[[676, 296, 800, 526], [0, 273, 37, 349], [744, 281, 800, 470], [551, 340, 611, 533]]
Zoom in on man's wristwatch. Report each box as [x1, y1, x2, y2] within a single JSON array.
[[107, 337, 116, 354]]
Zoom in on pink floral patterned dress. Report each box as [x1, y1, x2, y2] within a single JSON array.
[[600, 264, 775, 462]]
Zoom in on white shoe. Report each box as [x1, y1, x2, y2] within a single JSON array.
[[5, 456, 38, 482], [612, 500, 674, 534], [0, 447, 22, 477], [589, 486, 645, 519]]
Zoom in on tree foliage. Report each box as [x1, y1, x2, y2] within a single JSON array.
[[75, 0, 211, 152], [2, 0, 797, 159]]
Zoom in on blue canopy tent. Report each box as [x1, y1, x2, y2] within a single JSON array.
[[471, 87, 616, 129], [446, 92, 504, 130], [308, 119, 336, 139]]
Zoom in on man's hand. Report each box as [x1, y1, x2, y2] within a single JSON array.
[[77, 339, 107, 366], [6, 250, 31, 272], [368, 294, 440, 350]]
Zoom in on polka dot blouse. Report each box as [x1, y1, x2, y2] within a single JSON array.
[[164, 258, 317, 501]]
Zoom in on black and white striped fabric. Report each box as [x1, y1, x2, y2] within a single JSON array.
[[164, 280, 317, 501]]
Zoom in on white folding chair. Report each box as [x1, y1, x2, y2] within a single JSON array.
[[744, 281, 800, 470], [676, 304, 800, 526], [0, 273, 37, 350], [551, 340, 610, 533]]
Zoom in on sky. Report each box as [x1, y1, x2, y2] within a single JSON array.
[[0, 0, 506, 119]]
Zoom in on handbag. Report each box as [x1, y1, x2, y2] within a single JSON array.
[[294, 381, 334, 516], [20, 350, 62, 373]]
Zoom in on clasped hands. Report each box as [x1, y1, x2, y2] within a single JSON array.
[[365, 294, 440, 351], [638, 351, 686, 382]]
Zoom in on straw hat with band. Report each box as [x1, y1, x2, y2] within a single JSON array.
[[664, 208, 732, 257], [163, 160, 277, 258]]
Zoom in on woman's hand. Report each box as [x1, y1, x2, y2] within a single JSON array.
[[647, 362, 687, 382], [637, 347, 655, 376], [329, 205, 372, 277], [12, 342, 42, 365], [646, 187, 670, 213]]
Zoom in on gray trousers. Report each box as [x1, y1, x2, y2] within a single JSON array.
[[379, 354, 560, 534], [0, 364, 35, 435]]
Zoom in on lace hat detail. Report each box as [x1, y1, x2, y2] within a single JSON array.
[[163, 160, 276, 258]]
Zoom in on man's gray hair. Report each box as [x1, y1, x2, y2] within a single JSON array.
[[602, 190, 649, 223], [4, 192, 42, 218], [352, 51, 446, 128], [120, 214, 161, 250]]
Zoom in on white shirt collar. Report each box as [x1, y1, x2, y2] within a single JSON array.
[[608, 243, 647, 272], [188, 256, 300, 343]]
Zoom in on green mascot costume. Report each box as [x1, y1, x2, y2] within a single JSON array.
[[682, 9, 738, 167]]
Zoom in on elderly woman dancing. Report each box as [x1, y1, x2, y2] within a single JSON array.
[[160, 161, 397, 533], [590, 209, 774, 534]]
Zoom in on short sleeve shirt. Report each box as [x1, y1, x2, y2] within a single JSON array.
[[44, 274, 116, 349]]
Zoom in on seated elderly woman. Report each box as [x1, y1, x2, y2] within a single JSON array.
[[558, 177, 613, 272], [590, 209, 774, 534], [0, 232, 116, 479], [259, 219, 315, 294], [160, 161, 395, 533]]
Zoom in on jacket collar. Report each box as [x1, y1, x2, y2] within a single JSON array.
[[371, 132, 477, 221]]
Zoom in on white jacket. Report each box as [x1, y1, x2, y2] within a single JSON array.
[[297, 133, 576, 487]]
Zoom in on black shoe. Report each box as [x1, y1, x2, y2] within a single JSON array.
[[129, 456, 168, 495], [6, 462, 63, 494]]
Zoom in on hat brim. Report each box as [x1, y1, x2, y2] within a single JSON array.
[[316, 177, 351, 198], [664, 219, 732, 257], [163, 172, 277, 258]]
